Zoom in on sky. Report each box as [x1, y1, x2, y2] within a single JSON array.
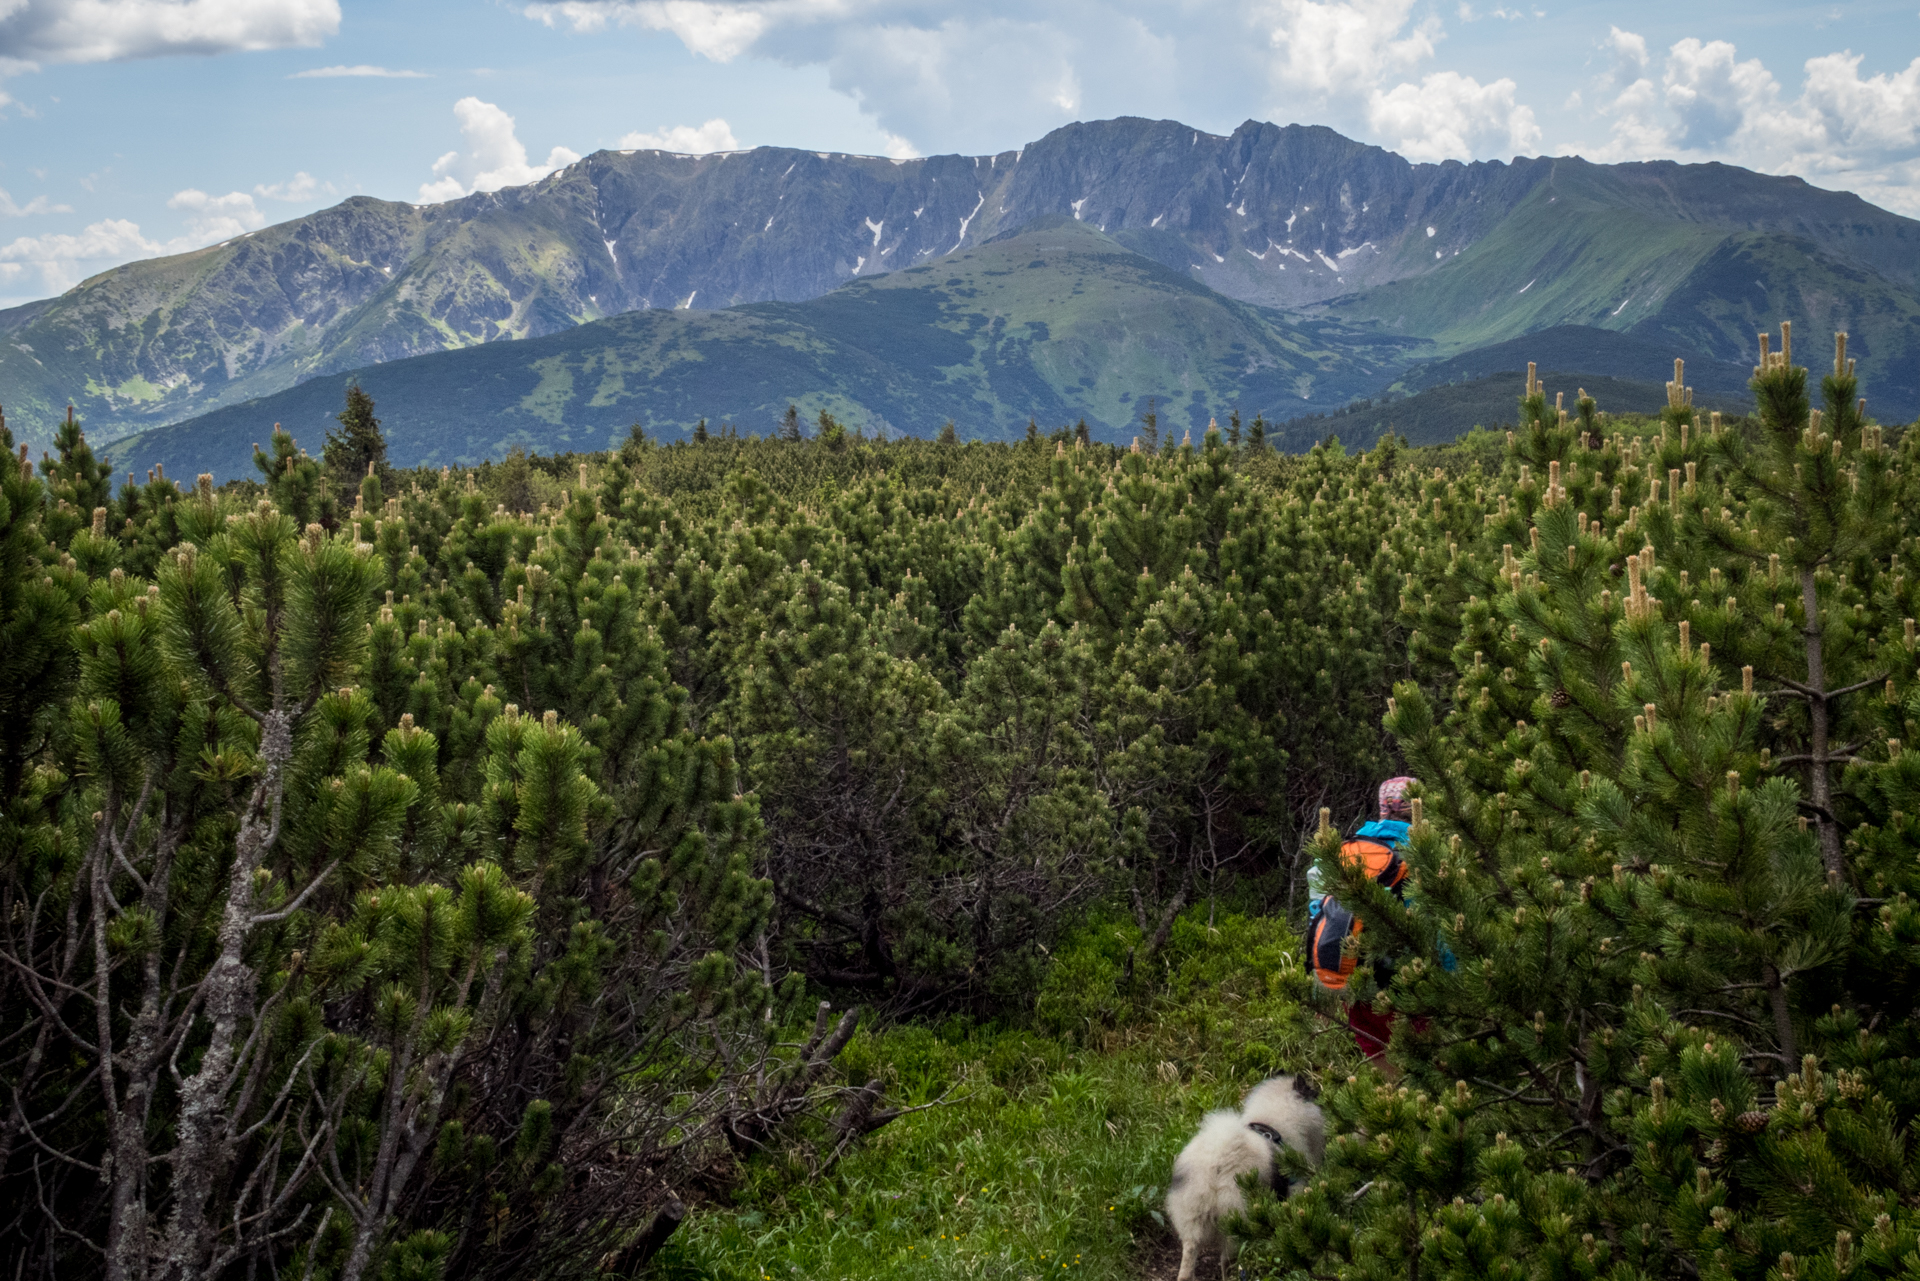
[[0, 0, 1917, 309]]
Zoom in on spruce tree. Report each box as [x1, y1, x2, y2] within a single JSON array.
[[256, 425, 340, 529], [816, 408, 847, 450], [619, 421, 648, 463], [496, 444, 536, 513], [324, 382, 389, 496], [0, 407, 81, 815], [39, 406, 112, 549]]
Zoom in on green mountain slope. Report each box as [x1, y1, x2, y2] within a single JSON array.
[[1315, 158, 1920, 414], [1272, 369, 1755, 452], [114, 221, 1419, 478], [0, 199, 432, 444], [1384, 324, 1757, 401], [1260, 322, 1764, 450]]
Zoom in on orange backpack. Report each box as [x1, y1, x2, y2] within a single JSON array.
[[1341, 837, 1407, 895], [1308, 898, 1363, 990], [1307, 838, 1408, 990]]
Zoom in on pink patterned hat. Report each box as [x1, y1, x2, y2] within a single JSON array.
[[1378, 776, 1417, 820]]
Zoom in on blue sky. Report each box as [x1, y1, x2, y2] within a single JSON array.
[[1, 0, 1917, 308]]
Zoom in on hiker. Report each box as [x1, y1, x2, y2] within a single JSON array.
[[1305, 777, 1418, 1065]]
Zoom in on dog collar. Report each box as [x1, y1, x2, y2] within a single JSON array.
[[1246, 1121, 1288, 1148]]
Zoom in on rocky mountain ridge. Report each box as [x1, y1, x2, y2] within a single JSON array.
[[113, 219, 1424, 477], [4, 115, 1918, 445]]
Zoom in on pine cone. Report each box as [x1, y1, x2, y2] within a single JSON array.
[[1550, 688, 1572, 708], [1734, 1110, 1769, 1133]]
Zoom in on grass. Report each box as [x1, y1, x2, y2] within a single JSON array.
[[651, 909, 1362, 1281]]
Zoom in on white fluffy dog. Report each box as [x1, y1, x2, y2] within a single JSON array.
[[1166, 1075, 1324, 1281]]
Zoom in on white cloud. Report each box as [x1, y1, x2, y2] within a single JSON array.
[[1603, 25, 1648, 76], [1591, 73, 1665, 162], [617, 117, 740, 152], [1800, 51, 1920, 156], [167, 188, 266, 243], [767, 12, 1117, 161], [418, 97, 581, 203], [290, 63, 428, 78], [1663, 38, 1778, 151], [0, 218, 162, 295], [521, 0, 1532, 163], [0, 169, 333, 302], [1581, 33, 1920, 215], [525, 0, 780, 61], [0, 187, 71, 216], [253, 171, 325, 202], [1367, 70, 1540, 160], [0, 0, 338, 66], [1263, 0, 1436, 96], [1049, 65, 1080, 113]]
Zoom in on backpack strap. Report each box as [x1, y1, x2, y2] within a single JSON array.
[[1312, 897, 1357, 978]]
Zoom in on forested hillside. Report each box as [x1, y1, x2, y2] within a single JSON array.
[[6, 330, 1920, 1280]]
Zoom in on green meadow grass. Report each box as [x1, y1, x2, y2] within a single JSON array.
[[654, 910, 1360, 1281]]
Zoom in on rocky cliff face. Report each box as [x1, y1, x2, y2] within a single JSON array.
[[3, 115, 1917, 445]]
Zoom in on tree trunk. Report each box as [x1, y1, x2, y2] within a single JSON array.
[[338, 1034, 420, 1281], [1764, 961, 1797, 1075], [340, 950, 495, 1281], [159, 709, 290, 1281], [1124, 886, 1188, 989], [95, 814, 164, 1281], [830, 1079, 885, 1146], [605, 1200, 685, 1276], [1799, 568, 1847, 884]]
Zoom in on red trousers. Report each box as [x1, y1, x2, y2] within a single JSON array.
[[1347, 1001, 1396, 1061]]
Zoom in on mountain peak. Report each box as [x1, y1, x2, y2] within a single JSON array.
[[3, 114, 1916, 448]]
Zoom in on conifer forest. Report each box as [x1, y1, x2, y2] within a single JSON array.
[[6, 326, 1920, 1281]]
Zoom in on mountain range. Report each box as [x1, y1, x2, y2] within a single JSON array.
[[114, 219, 1427, 475], [5, 115, 1918, 467]]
